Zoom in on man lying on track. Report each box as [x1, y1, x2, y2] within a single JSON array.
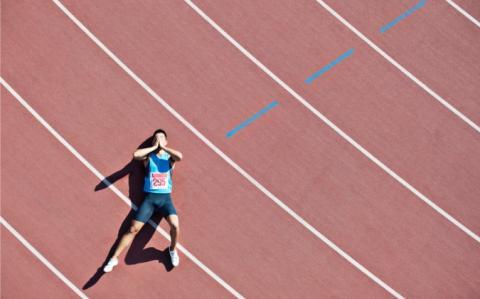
[[104, 129, 183, 272]]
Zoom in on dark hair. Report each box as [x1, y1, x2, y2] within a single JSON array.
[[152, 128, 167, 138]]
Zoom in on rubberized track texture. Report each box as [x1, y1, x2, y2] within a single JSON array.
[[2, 0, 480, 298]]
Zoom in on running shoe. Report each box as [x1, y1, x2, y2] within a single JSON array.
[[103, 257, 119, 272], [169, 247, 180, 267]]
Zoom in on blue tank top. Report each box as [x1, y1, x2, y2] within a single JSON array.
[[143, 151, 174, 194]]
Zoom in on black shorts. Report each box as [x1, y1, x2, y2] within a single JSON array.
[[134, 193, 177, 223]]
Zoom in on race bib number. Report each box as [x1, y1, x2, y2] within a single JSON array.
[[150, 172, 168, 190]]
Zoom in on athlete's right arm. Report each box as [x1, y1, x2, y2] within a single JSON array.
[[133, 144, 158, 160]]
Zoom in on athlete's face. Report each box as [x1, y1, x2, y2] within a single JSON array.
[[154, 133, 168, 147]]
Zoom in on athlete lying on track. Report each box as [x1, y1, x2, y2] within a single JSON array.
[[104, 129, 183, 272]]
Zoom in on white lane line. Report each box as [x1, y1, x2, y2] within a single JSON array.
[[313, 0, 480, 133], [183, 1, 480, 242], [446, 0, 480, 28], [0, 77, 244, 299], [50, 1, 404, 297], [1, 216, 88, 299]]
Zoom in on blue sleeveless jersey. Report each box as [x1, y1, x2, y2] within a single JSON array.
[[143, 152, 174, 194]]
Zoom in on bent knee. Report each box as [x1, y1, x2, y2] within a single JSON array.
[[170, 222, 179, 231], [129, 225, 141, 234]]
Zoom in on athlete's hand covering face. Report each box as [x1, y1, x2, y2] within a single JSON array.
[[154, 133, 168, 148]]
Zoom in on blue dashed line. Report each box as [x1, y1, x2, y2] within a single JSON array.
[[380, 0, 426, 33], [226, 101, 279, 138], [305, 48, 354, 84]]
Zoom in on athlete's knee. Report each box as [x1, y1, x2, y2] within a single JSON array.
[[169, 221, 179, 232], [129, 225, 141, 235]]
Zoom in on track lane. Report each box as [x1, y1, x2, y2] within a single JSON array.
[[1, 226, 79, 298], [448, 0, 480, 23], [322, 0, 480, 123]]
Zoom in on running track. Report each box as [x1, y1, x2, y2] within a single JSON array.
[[2, 1, 479, 298]]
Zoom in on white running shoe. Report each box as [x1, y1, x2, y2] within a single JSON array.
[[169, 247, 180, 267], [103, 257, 119, 272]]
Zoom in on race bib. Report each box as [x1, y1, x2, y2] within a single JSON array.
[[150, 172, 168, 190]]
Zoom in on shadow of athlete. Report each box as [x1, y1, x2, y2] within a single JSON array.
[[104, 129, 183, 273], [83, 211, 173, 290]]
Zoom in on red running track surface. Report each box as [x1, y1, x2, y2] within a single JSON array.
[[2, 0, 480, 298]]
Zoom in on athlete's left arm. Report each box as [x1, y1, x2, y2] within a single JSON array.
[[162, 146, 183, 162]]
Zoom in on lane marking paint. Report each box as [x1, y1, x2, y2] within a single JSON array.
[[1, 216, 88, 299], [51, 1, 405, 297], [1, 77, 245, 299], [226, 101, 278, 138], [446, 0, 480, 28], [380, 0, 426, 33], [181, 0, 480, 244], [311, 0, 479, 133], [305, 48, 354, 84]]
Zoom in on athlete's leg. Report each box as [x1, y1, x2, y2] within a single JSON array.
[[111, 220, 146, 259], [104, 219, 147, 272], [110, 195, 156, 260], [166, 214, 179, 250]]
